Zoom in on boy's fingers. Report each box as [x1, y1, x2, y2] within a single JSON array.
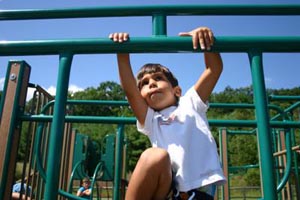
[[178, 32, 191, 37], [179, 29, 215, 50], [208, 31, 214, 45], [203, 31, 211, 50], [117, 33, 129, 42], [179, 32, 198, 49], [123, 33, 129, 41], [198, 31, 205, 50], [109, 33, 118, 42], [109, 32, 129, 43]]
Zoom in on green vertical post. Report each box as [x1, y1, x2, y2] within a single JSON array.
[[248, 51, 276, 200], [44, 53, 73, 200], [273, 130, 281, 200], [113, 124, 124, 200], [152, 13, 167, 36], [277, 129, 292, 192]]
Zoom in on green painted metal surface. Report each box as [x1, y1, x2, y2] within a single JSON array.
[[152, 13, 167, 36], [72, 132, 89, 179], [113, 125, 125, 199], [100, 134, 116, 181], [20, 115, 300, 128], [44, 53, 73, 200], [0, 5, 300, 21], [249, 51, 276, 199], [1, 36, 300, 56]]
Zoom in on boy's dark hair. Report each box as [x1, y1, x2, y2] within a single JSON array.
[[136, 63, 179, 89], [82, 177, 90, 183]]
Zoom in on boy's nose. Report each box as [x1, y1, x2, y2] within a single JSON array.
[[149, 79, 157, 88]]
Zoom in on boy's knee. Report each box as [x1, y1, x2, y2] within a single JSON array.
[[140, 147, 170, 167]]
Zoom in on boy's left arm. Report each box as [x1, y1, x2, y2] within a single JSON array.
[[84, 188, 91, 195], [179, 27, 223, 102], [195, 52, 223, 102]]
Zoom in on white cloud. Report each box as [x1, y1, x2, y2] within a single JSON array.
[[26, 87, 36, 101], [1, 81, 84, 101], [0, 77, 4, 90], [47, 86, 57, 96], [68, 84, 84, 94], [26, 86, 56, 101], [265, 77, 272, 83], [264, 77, 272, 88], [46, 84, 84, 96]]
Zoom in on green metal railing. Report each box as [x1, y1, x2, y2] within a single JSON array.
[[1, 4, 300, 200]]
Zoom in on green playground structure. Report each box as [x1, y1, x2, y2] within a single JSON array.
[[0, 4, 300, 200]]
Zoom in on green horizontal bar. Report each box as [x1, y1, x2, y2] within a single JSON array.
[[211, 103, 283, 114], [19, 115, 300, 128], [1, 36, 300, 56], [46, 100, 283, 110], [0, 5, 300, 20], [210, 120, 300, 128], [269, 95, 300, 101], [229, 164, 259, 171], [226, 130, 257, 135], [65, 99, 129, 106], [21, 115, 137, 124]]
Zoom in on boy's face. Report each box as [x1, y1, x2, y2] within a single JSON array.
[[83, 181, 90, 188], [139, 72, 181, 111]]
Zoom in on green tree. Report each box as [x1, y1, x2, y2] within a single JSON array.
[[70, 81, 126, 116]]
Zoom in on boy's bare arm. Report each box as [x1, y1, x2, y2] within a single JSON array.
[[179, 27, 223, 102], [116, 53, 148, 124], [195, 52, 223, 102], [109, 33, 148, 124]]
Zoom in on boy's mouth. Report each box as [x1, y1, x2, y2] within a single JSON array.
[[149, 90, 161, 100]]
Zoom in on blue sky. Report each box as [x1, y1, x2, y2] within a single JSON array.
[[0, 0, 300, 100]]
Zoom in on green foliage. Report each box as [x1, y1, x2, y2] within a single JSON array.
[[209, 86, 255, 120], [70, 81, 127, 116], [18, 122, 31, 161], [124, 125, 151, 171], [244, 168, 261, 186], [228, 134, 258, 166], [210, 86, 254, 104]]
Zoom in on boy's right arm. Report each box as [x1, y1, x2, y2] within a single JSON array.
[[76, 188, 82, 196], [109, 33, 148, 125]]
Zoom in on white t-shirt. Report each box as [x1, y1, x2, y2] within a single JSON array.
[[137, 87, 226, 192]]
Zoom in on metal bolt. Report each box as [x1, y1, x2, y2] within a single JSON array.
[[10, 73, 17, 81]]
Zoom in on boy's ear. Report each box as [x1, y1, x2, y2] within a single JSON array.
[[174, 86, 182, 97]]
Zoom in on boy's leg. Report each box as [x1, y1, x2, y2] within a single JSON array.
[[125, 147, 172, 200]]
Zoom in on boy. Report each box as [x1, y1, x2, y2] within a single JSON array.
[[12, 182, 32, 200], [110, 27, 226, 200], [76, 177, 91, 199]]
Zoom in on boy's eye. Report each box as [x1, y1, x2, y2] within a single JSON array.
[[155, 76, 162, 81], [140, 80, 148, 87]]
